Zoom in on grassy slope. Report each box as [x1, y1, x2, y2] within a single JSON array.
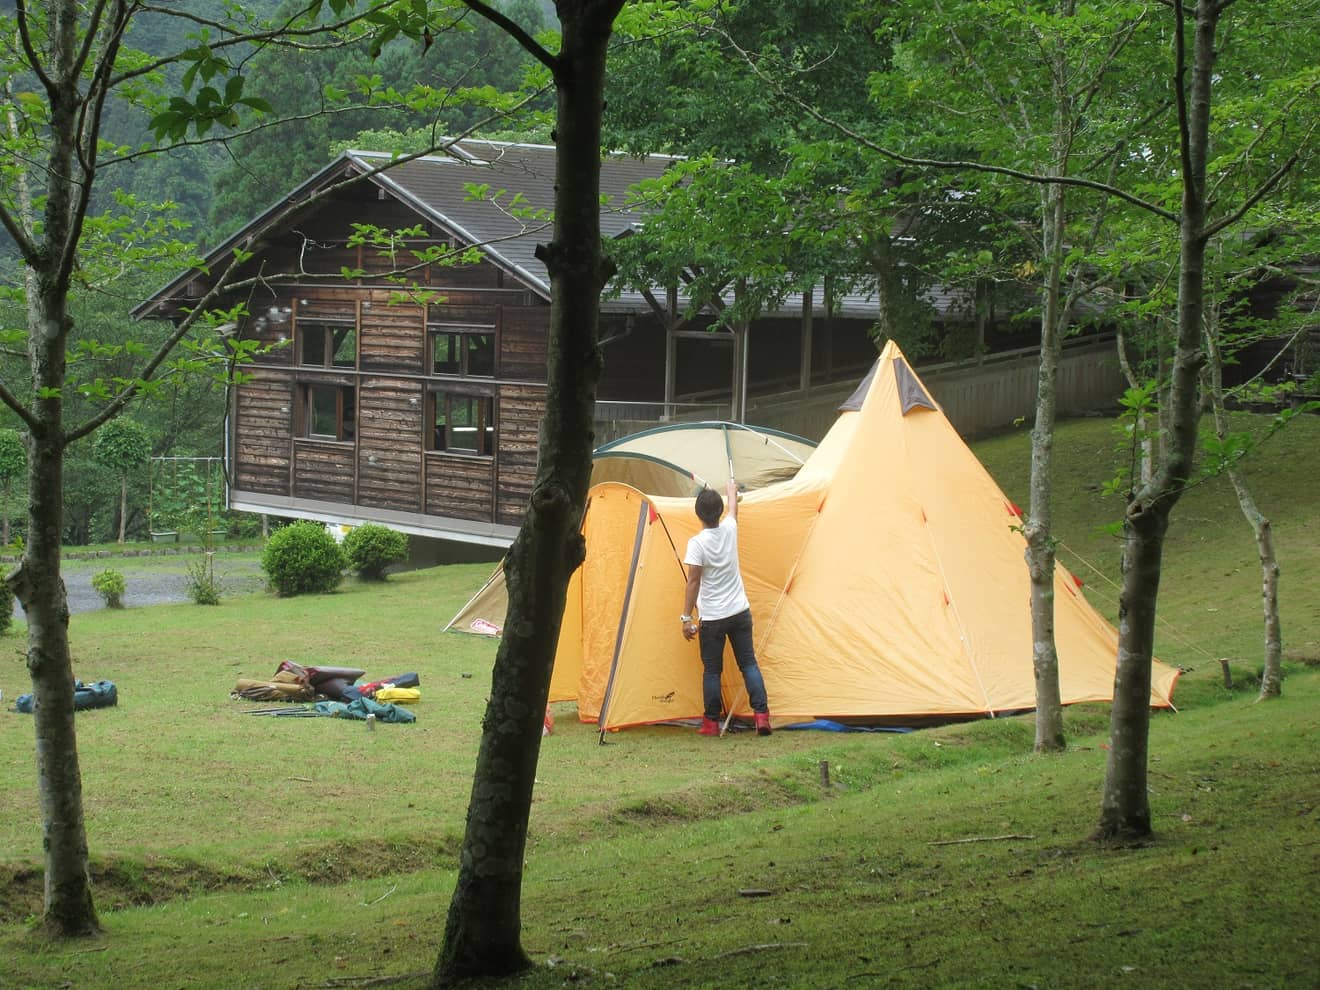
[[1, 414, 1317, 989]]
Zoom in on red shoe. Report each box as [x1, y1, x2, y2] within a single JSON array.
[[698, 717, 721, 736], [755, 712, 772, 736]]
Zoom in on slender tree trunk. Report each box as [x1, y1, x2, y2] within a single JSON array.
[[117, 476, 127, 544], [1204, 327, 1284, 699], [869, 234, 902, 344], [1097, 0, 1218, 843], [432, 2, 622, 984], [1026, 175, 1066, 753], [1025, 6, 1075, 753], [9, 296, 100, 935], [1115, 326, 1155, 486], [4, 2, 103, 934]]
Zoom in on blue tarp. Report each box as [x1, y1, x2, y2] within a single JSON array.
[[314, 696, 415, 723]]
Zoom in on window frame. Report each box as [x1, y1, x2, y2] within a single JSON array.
[[426, 311, 497, 378], [297, 382, 357, 443], [427, 389, 495, 457], [297, 319, 358, 370]]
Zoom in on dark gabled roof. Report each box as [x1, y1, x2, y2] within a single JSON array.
[[133, 139, 682, 319], [351, 141, 682, 301]]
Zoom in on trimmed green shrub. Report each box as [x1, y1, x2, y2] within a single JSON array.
[[0, 565, 13, 634], [342, 524, 408, 581], [260, 521, 345, 597], [91, 568, 126, 608]]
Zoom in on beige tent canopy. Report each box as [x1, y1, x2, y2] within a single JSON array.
[[590, 421, 816, 496], [453, 342, 1179, 729], [444, 421, 816, 637]]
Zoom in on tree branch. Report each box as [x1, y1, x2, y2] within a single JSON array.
[[721, 31, 1177, 223], [460, 0, 557, 73], [109, 1, 410, 89], [1172, 0, 1195, 200], [13, 0, 56, 92], [0, 376, 41, 433], [69, 0, 114, 84], [1202, 150, 1303, 241]]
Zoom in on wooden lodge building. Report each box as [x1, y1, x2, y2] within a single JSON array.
[[135, 140, 1124, 549]]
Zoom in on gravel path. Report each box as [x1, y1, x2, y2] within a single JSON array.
[[12, 550, 268, 616]]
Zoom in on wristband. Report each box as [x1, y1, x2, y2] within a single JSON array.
[[680, 614, 693, 623]]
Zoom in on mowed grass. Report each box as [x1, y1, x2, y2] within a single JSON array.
[[1, 412, 1317, 990]]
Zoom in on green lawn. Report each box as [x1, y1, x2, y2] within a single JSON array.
[[1, 413, 1316, 990]]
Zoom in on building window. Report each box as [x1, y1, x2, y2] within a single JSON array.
[[299, 321, 357, 369], [429, 392, 494, 455], [301, 384, 356, 442], [430, 328, 494, 377]]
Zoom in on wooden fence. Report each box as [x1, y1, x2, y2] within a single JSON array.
[[744, 337, 1126, 442]]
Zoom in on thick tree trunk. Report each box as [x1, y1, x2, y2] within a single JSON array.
[[1097, 509, 1165, 841], [1097, 0, 1217, 843], [432, 2, 622, 984]]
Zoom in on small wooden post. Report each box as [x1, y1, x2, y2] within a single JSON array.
[[819, 760, 830, 788]]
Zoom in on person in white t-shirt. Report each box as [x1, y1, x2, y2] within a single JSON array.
[[680, 476, 771, 737]]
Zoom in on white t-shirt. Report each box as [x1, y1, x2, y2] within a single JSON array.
[[684, 516, 750, 622]]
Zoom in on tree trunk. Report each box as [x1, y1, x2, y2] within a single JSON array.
[[431, 2, 622, 984], [117, 475, 127, 544], [1253, 517, 1284, 699], [1115, 326, 1154, 487], [10, 306, 100, 935], [1204, 326, 1284, 699], [1026, 174, 1066, 753], [1025, 21, 1073, 753], [1097, 507, 1166, 841], [1097, 0, 1218, 843], [6, 6, 102, 928]]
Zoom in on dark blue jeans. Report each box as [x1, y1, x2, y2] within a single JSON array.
[[698, 608, 769, 720]]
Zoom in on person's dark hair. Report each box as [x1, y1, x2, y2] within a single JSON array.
[[694, 487, 723, 525]]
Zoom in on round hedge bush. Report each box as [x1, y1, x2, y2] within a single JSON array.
[[261, 521, 346, 597], [342, 523, 408, 581]]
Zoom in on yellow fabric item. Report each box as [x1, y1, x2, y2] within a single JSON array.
[[452, 342, 1180, 731], [373, 687, 420, 704]]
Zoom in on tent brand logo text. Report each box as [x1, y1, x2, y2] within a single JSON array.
[[651, 691, 675, 703]]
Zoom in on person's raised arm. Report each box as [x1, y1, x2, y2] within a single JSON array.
[[726, 476, 739, 522]]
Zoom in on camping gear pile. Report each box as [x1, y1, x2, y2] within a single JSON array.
[[447, 341, 1180, 733], [12, 679, 118, 714], [233, 661, 420, 723]]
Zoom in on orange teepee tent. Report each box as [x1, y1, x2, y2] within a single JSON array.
[[463, 342, 1179, 731]]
